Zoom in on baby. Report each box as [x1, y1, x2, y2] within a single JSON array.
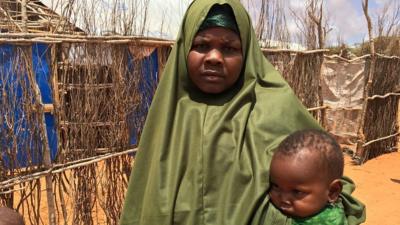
[[269, 129, 347, 225], [0, 207, 25, 225]]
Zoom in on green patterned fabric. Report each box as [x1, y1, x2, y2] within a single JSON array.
[[119, 0, 366, 224], [199, 4, 239, 33], [293, 204, 348, 225]]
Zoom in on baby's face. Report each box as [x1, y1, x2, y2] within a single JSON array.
[[187, 27, 243, 94], [269, 152, 331, 218]]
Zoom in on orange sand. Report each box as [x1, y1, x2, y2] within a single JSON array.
[[343, 103, 400, 225], [344, 151, 400, 225]]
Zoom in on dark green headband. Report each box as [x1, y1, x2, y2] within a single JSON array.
[[199, 4, 239, 34]]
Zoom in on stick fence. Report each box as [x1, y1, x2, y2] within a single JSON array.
[[0, 36, 399, 224]]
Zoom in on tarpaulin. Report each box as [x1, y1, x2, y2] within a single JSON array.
[[321, 57, 366, 142], [0, 43, 57, 168]]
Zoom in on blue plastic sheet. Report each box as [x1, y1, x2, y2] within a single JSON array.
[[1, 44, 159, 167], [128, 49, 159, 146], [0, 43, 57, 168]]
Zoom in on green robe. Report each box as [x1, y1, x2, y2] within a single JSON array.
[[120, 0, 366, 224]]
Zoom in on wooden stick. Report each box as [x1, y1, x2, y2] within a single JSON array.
[[23, 46, 57, 225], [0, 186, 26, 195], [356, 0, 377, 163], [21, 0, 28, 32], [362, 132, 400, 147], [367, 92, 400, 100], [307, 105, 330, 112], [59, 121, 124, 127], [0, 33, 171, 41], [324, 54, 370, 63], [43, 104, 54, 113], [307, 105, 364, 112], [261, 48, 329, 54], [59, 83, 114, 90], [330, 106, 362, 111], [0, 37, 175, 46], [0, 148, 137, 190], [376, 53, 400, 59], [0, 5, 23, 32]]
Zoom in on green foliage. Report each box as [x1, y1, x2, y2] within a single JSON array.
[[354, 36, 400, 56]]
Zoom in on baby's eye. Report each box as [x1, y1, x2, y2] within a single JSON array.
[[292, 190, 307, 198], [270, 183, 279, 191]]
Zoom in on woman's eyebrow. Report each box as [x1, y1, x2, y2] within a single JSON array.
[[222, 38, 242, 46], [193, 35, 209, 41]]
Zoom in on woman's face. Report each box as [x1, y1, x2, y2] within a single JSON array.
[[187, 27, 243, 94]]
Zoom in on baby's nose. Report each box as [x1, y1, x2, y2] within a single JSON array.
[[279, 192, 292, 204]]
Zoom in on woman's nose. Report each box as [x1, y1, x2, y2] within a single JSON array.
[[205, 48, 223, 65]]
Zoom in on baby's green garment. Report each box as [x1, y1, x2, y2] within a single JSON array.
[[293, 205, 348, 225]]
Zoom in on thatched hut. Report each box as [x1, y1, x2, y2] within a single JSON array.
[[0, 0, 83, 34]]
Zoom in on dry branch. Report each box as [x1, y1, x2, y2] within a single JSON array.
[[363, 132, 400, 147], [367, 92, 400, 100], [262, 48, 329, 54], [0, 149, 137, 192], [356, 0, 378, 164]]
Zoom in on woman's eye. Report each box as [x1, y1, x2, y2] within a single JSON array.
[[192, 43, 209, 51], [222, 46, 239, 54]]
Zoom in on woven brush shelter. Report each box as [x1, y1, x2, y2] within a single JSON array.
[[0, 37, 172, 225], [355, 55, 400, 162], [0, 0, 82, 34], [263, 49, 327, 125]]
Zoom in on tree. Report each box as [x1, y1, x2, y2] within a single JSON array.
[[53, 0, 150, 36], [376, 1, 400, 38], [242, 0, 290, 48], [290, 0, 332, 49], [307, 0, 331, 49]]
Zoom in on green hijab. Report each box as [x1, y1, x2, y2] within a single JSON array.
[[120, 0, 365, 224]]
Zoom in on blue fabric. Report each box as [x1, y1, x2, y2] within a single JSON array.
[[1, 44, 158, 167], [32, 44, 57, 161], [0, 43, 57, 168], [127, 49, 159, 146]]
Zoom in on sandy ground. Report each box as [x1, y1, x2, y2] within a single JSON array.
[[344, 151, 400, 225], [343, 104, 400, 225]]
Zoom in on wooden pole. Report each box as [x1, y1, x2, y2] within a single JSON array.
[[0, 148, 137, 191], [356, 0, 376, 164], [23, 45, 57, 225], [50, 43, 69, 223], [21, 0, 28, 32]]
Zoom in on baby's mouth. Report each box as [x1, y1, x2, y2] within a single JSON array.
[[278, 203, 293, 214]]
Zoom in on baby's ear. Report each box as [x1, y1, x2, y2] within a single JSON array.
[[328, 179, 343, 203]]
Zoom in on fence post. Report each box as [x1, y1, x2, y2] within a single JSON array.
[[23, 45, 57, 225]]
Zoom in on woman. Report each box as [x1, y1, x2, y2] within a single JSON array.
[[120, 0, 365, 224]]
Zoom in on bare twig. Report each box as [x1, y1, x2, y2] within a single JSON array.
[[363, 132, 400, 147]]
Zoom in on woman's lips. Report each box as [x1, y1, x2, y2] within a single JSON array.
[[202, 70, 223, 82]]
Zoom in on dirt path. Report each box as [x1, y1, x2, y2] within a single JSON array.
[[344, 151, 400, 225]]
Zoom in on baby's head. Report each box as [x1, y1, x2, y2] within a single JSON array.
[[269, 129, 344, 218], [0, 207, 25, 225]]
